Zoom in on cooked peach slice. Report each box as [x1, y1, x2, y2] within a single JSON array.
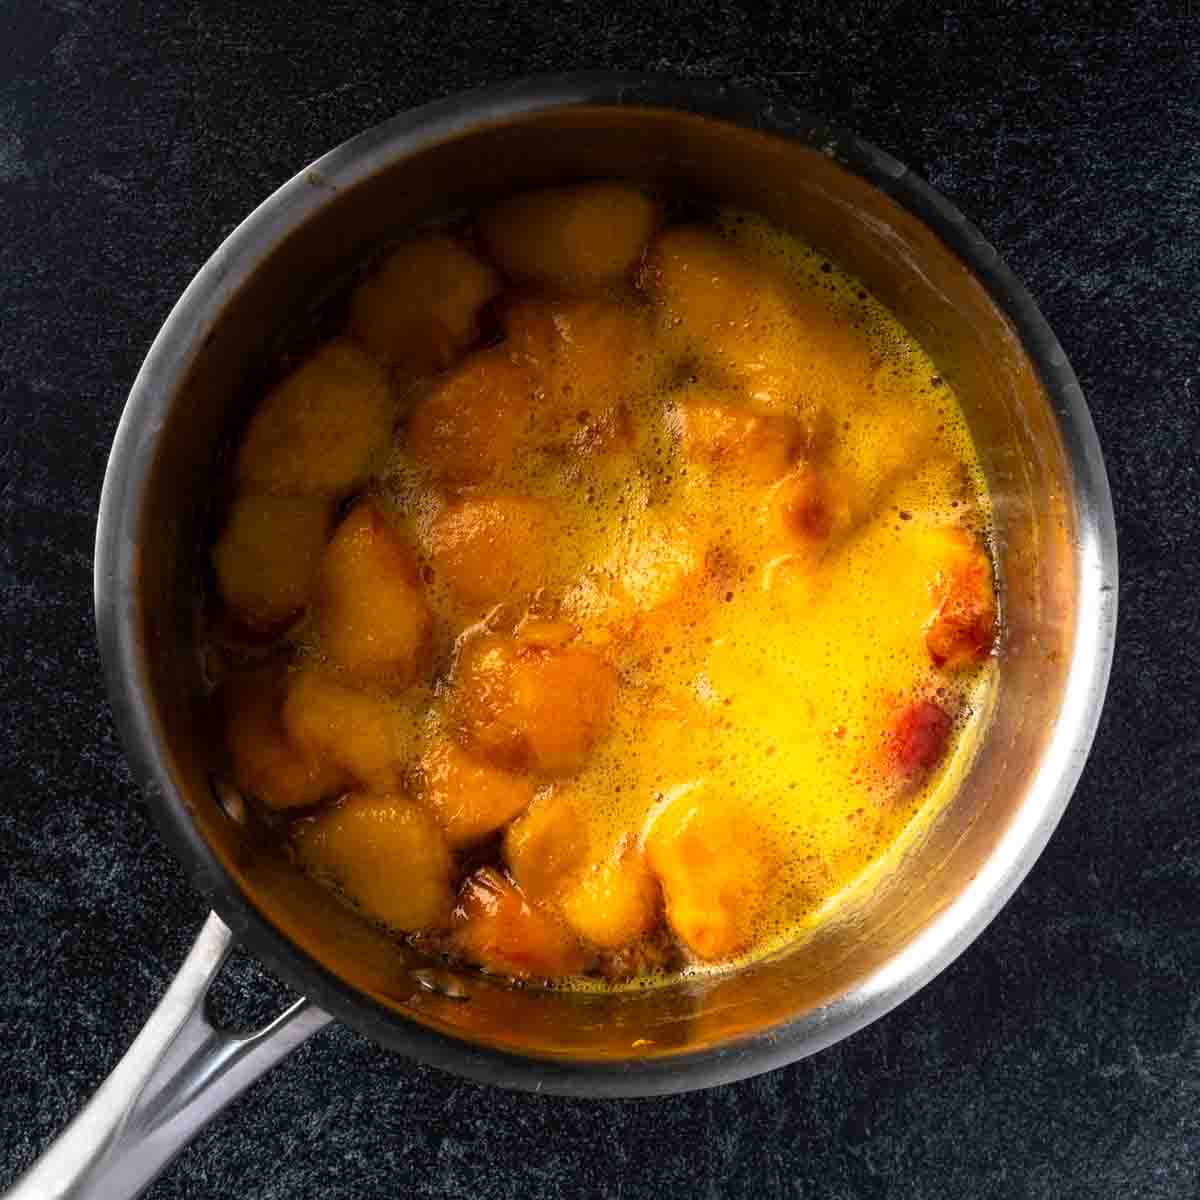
[[348, 234, 500, 371], [675, 389, 805, 484], [504, 787, 589, 902], [723, 315, 872, 416], [404, 348, 535, 483], [503, 296, 652, 423], [644, 780, 773, 961], [882, 697, 954, 781], [557, 517, 705, 645], [558, 571, 628, 642], [561, 850, 660, 950], [513, 615, 577, 649], [211, 495, 332, 632], [221, 668, 350, 811], [282, 669, 407, 787], [924, 529, 998, 669], [454, 634, 618, 775], [644, 227, 795, 348], [765, 438, 945, 597], [292, 791, 452, 931], [627, 687, 727, 786], [426, 494, 560, 611], [643, 228, 873, 413], [614, 518, 703, 619], [452, 867, 586, 979], [481, 183, 658, 292], [237, 338, 394, 496], [419, 736, 536, 847], [314, 500, 432, 686]]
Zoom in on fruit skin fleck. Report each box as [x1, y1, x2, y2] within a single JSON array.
[[885, 699, 953, 779]]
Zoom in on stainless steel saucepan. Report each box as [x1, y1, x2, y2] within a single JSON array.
[[8, 73, 1117, 1200]]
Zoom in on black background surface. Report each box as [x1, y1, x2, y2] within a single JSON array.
[[2, 3, 1198, 1197]]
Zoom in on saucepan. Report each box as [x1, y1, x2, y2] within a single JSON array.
[[8, 73, 1117, 1200]]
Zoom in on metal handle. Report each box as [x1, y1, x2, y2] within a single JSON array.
[[4, 913, 333, 1200]]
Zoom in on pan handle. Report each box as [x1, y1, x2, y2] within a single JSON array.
[[4, 912, 333, 1200]]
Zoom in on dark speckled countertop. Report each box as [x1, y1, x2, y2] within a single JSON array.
[[2, 3, 1198, 1197]]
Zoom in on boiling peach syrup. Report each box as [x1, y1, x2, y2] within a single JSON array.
[[207, 182, 999, 989]]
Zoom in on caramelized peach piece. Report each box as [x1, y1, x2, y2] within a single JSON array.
[[644, 781, 773, 961], [292, 792, 452, 931], [503, 296, 652, 422], [427, 494, 560, 611], [404, 348, 534, 482], [221, 668, 350, 811], [419, 737, 536, 846], [454, 634, 618, 775], [211, 495, 332, 632], [314, 500, 432, 686], [453, 868, 585, 979], [237, 338, 394, 496], [282, 669, 407, 787], [561, 850, 660, 950], [504, 788, 589, 902], [481, 183, 657, 292], [348, 234, 500, 371], [767, 466, 860, 565], [883, 697, 953, 780], [924, 529, 998, 669], [675, 389, 805, 484]]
